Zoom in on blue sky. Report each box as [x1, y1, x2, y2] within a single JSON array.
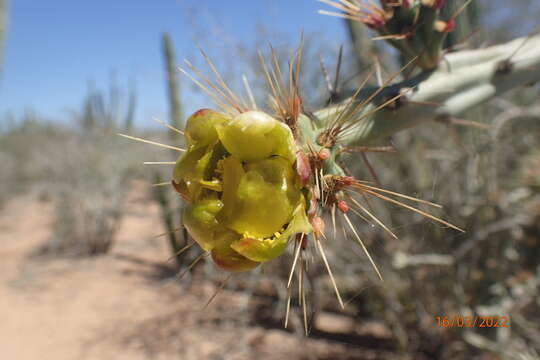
[[0, 0, 348, 127]]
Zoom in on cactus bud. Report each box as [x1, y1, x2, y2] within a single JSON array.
[[421, 0, 446, 9], [363, 13, 387, 29], [434, 19, 455, 33], [337, 200, 349, 213], [318, 148, 331, 160], [172, 141, 226, 202], [311, 216, 325, 238], [296, 150, 312, 185]]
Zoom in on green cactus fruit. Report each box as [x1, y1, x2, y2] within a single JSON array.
[[172, 141, 227, 202], [211, 240, 260, 272], [183, 198, 230, 251], [220, 156, 300, 238], [231, 200, 312, 262], [172, 146, 209, 201], [185, 109, 230, 148], [216, 111, 295, 162], [175, 109, 313, 272]]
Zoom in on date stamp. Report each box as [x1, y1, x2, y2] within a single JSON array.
[[436, 316, 511, 328]]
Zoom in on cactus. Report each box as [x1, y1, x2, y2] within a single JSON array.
[[162, 33, 183, 134], [80, 79, 136, 130], [315, 32, 540, 147], [154, 32, 187, 268], [320, 0, 465, 70], [124, 30, 540, 275], [151, 41, 466, 284], [124, 79, 136, 131], [173, 109, 312, 271], [119, 0, 540, 332], [344, 18, 373, 73], [441, 0, 480, 48]]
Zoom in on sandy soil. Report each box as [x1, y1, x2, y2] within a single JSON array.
[[0, 183, 392, 360]]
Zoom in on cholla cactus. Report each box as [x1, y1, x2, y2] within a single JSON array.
[[119, 1, 540, 333], [120, 45, 462, 327], [319, 0, 468, 69]]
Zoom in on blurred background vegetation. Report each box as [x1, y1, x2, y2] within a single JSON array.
[[0, 1, 539, 359]]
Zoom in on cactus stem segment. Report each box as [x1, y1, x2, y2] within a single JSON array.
[[320, 0, 475, 70]]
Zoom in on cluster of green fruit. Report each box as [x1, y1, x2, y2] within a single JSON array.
[[173, 109, 312, 271]]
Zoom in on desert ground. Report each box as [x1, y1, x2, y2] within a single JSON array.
[[0, 182, 398, 360]]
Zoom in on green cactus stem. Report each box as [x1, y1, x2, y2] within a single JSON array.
[[319, 0, 460, 70], [314, 33, 540, 147]]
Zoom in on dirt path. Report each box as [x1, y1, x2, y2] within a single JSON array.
[[0, 183, 389, 360], [0, 185, 180, 360]]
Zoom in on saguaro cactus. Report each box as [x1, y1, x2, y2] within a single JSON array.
[[154, 33, 186, 267], [162, 33, 183, 134]]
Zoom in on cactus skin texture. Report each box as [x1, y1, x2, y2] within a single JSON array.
[[320, 0, 460, 70], [314, 33, 540, 148], [173, 109, 312, 271]]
